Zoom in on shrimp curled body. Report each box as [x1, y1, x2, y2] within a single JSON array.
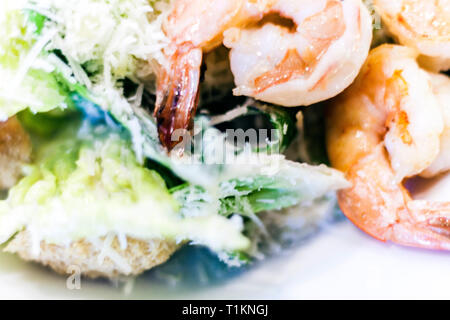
[[326, 44, 450, 250], [374, 0, 450, 72], [155, 0, 373, 149]]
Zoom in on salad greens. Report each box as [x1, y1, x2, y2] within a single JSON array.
[[0, 1, 349, 266], [0, 123, 250, 253]]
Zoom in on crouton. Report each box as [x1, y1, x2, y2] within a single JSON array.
[[0, 117, 31, 190], [5, 231, 178, 278]]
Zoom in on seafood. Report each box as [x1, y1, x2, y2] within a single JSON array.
[[421, 73, 450, 177], [326, 44, 450, 250], [374, 0, 450, 72], [0, 117, 31, 190], [155, 0, 373, 149]]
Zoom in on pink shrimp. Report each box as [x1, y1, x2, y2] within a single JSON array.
[[154, 0, 373, 149], [326, 44, 450, 250]]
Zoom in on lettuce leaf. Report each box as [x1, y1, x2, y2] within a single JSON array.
[[0, 5, 71, 119], [0, 123, 250, 253], [0, 1, 351, 267], [172, 156, 348, 219]]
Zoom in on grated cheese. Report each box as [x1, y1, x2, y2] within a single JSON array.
[[33, 0, 171, 84]]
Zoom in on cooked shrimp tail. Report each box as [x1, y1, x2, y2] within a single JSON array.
[[154, 44, 202, 150], [338, 146, 450, 250], [154, 0, 373, 149], [327, 44, 450, 250]]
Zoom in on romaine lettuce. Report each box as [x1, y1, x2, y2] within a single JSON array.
[[0, 0, 351, 267], [0, 123, 250, 253], [0, 4, 71, 119]]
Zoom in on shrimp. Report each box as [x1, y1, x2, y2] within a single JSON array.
[[154, 0, 373, 149], [0, 117, 31, 190], [373, 0, 450, 72], [421, 72, 450, 177], [326, 44, 450, 250]]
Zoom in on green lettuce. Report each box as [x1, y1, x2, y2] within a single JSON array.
[[0, 2, 351, 267], [0, 124, 250, 253], [0, 7, 72, 119], [173, 159, 348, 219]]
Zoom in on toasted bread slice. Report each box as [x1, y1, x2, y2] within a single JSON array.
[[5, 231, 178, 278], [0, 118, 177, 278], [0, 117, 31, 190]]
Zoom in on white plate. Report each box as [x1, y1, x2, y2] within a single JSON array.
[[1, 174, 449, 299]]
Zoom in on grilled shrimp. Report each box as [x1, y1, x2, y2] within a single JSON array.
[[326, 44, 450, 250], [374, 0, 450, 72], [155, 0, 373, 149], [0, 117, 31, 190]]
